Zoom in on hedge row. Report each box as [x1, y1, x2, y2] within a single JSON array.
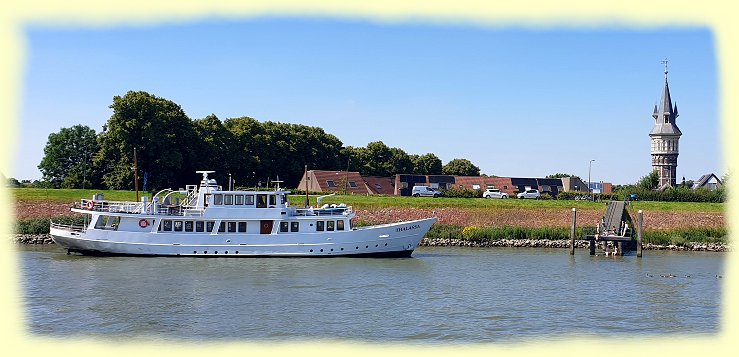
[[425, 224, 728, 245]]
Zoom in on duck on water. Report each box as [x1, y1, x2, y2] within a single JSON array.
[[50, 171, 436, 257]]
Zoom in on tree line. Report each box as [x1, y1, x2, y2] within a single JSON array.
[[35, 91, 482, 191]]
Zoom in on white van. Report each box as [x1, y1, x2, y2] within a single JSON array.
[[411, 186, 442, 198]]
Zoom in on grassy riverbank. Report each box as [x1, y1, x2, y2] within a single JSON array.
[[9, 188, 727, 245]]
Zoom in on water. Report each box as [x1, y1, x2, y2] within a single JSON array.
[[18, 245, 725, 343]]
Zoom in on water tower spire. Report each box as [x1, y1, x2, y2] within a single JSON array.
[[649, 59, 682, 188]]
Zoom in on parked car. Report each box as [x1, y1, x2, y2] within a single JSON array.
[[516, 189, 541, 199], [482, 188, 508, 199], [411, 185, 442, 198]]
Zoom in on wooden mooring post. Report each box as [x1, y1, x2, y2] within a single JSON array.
[[637, 210, 644, 258], [570, 208, 576, 255]]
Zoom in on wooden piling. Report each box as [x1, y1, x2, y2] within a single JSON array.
[[570, 208, 577, 255], [637, 210, 643, 258], [589, 240, 595, 255]]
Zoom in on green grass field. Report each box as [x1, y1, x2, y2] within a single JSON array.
[[10, 188, 724, 213], [8, 188, 727, 243]]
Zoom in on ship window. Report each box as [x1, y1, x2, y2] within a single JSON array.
[[281, 194, 287, 204], [337, 220, 345, 231], [349, 181, 357, 188], [280, 222, 289, 232], [206, 221, 214, 233], [224, 194, 233, 205], [269, 195, 277, 206], [245, 195, 255, 205], [238, 222, 247, 232], [235, 195, 244, 205], [174, 221, 183, 232], [218, 222, 226, 232], [163, 220, 173, 231], [214, 194, 223, 205], [257, 194, 267, 208], [317, 221, 324, 231], [94, 215, 108, 229], [184, 221, 193, 232], [327, 221, 335, 231], [227, 222, 236, 233], [196, 221, 204, 232], [291, 222, 299, 232]]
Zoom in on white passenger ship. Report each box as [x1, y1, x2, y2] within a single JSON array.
[[50, 171, 436, 257]]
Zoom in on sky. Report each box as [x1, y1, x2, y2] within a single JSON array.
[[14, 17, 721, 185]]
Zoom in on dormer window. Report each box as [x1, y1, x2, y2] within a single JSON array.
[[664, 115, 669, 124], [326, 180, 337, 188]]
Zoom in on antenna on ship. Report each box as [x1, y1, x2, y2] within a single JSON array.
[[273, 176, 283, 191], [304, 165, 310, 208], [133, 147, 140, 202]]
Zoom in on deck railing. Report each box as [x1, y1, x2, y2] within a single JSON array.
[[293, 206, 353, 217], [50, 221, 86, 233]]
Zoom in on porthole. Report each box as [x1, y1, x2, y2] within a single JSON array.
[[385, 243, 387, 246], [225, 251, 228, 254], [204, 251, 208, 254], [215, 251, 218, 254], [365, 245, 368, 248], [193, 251, 196, 254], [236, 251, 239, 254], [320, 249, 324, 252], [356, 246, 359, 249], [330, 249, 334, 252], [310, 249, 313, 252], [375, 244, 378, 247], [341, 248, 344, 251]]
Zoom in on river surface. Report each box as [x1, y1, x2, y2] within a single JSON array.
[[17, 244, 725, 344]]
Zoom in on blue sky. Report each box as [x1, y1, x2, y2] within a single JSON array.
[[16, 17, 720, 185]]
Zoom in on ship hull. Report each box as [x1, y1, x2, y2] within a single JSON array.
[[51, 218, 435, 258]]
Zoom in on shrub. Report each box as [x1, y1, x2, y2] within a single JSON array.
[[15, 215, 86, 234], [442, 187, 478, 198]]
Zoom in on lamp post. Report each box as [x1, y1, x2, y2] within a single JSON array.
[[588, 159, 595, 202]]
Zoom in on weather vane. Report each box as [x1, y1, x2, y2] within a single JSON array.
[[660, 58, 669, 78]]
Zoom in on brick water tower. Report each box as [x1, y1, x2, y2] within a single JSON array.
[[649, 60, 682, 188]]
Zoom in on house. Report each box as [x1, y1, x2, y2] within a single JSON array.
[[364, 176, 396, 195], [395, 174, 455, 196], [443, 175, 611, 197], [297, 170, 369, 194], [560, 177, 589, 193], [692, 173, 722, 191], [453, 176, 516, 196]]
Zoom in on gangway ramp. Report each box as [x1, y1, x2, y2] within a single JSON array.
[[602, 200, 627, 233]]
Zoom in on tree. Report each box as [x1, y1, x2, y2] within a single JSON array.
[[637, 170, 660, 190], [192, 114, 237, 184], [411, 153, 443, 175], [442, 158, 480, 176], [546, 173, 582, 181], [388, 147, 413, 175], [357, 141, 395, 177], [225, 118, 345, 188], [6, 177, 20, 188], [95, 91, 199, 190], [38, 124, 99, 188]]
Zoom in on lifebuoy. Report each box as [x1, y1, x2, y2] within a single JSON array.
[[85, 201, 94, 210], [139, 219, 150, 228]]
